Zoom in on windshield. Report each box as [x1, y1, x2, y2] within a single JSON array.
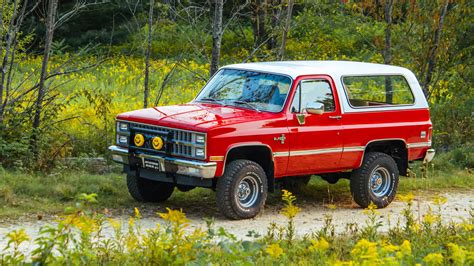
[[194, 69, 292, 112]]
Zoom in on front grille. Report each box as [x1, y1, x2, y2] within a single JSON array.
[[129, 122, 203, 158]]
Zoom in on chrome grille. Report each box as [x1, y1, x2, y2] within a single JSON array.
[[129, 122, 203, 158]]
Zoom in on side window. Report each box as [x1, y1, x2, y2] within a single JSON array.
[[342, 75, 414, 107], [291, 80, 335, 113]]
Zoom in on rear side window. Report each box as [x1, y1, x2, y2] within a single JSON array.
[[342, 75, 414, 107]]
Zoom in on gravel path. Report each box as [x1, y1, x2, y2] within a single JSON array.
[[1, 190, 472, 254]]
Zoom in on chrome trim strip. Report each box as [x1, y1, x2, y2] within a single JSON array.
[[343, 146, 365, 152], [290, 148, 343, 156], [273, 151, 290, 157], [407, 141, 432, 148], [108, 145, 216, 179]]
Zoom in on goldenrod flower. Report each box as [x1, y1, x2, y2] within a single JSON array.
[[266, 243, 284, 258]]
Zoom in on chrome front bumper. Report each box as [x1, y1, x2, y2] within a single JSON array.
[[108, 145, 217, 179], [423, 148, 436, 163]]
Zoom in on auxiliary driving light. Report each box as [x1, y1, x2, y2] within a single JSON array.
[[134, 134, 145, 147], [152, 136, 164, 150]]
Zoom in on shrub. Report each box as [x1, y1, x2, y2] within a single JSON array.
[[1, 191, 473, 265]]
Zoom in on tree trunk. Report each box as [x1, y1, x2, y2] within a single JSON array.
[[422, 0, 449, 97], [0, 0, 19, 125], [31, 0, 58, 157], [268, 0, 282, 50], [278, 0, 294, 60], [384, 0, 393, 104], [144, 0, 154, 108], [210, 0, 224, 77], [252, 0, 266, 46]]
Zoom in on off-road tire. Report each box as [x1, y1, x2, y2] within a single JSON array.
[[127, 174, 174, 202], [216, 160, 268, 220], [350, 152, 399, 208]]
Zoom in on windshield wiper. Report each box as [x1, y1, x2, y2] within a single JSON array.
[[230, 100, 261, 112], [198, 97, 217, 102], [197, 98, 226, 105]]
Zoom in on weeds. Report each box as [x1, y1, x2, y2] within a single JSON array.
[[0, 190, 473, 265]]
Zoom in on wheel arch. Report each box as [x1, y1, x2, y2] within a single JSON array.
[[361, 139, 409, 176], [224, 143, 275, 192]]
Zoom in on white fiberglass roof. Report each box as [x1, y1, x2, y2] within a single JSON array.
[[223, 61, 413, 79], [222, 60, 428, 113]]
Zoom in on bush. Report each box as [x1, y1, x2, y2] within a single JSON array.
[[1, 191, 473, 265]]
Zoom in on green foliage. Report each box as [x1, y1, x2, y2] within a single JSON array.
[[0, 190, 473, 264], [0, 1, 472, 169]]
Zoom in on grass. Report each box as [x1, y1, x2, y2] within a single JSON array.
[[0, 157, 472, 221], [1, 190, 473, 265]]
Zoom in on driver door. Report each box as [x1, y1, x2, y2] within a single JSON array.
[[286, 77, 343, 175]]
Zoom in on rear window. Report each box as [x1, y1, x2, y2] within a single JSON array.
[[342, 75, 414, 107]]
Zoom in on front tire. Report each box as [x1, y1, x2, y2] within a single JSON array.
[[350, 152, 399, 208], [127, 173, 174, 202], [216, 160, 268, 220]]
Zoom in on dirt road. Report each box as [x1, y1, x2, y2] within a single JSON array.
[[0, 190, 472, 254]]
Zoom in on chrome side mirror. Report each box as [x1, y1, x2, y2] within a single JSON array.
[[305, 103, 324, 115]]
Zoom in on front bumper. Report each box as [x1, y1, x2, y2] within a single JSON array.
[[108, 145, 217, 179], [423, 148, 436, 163]]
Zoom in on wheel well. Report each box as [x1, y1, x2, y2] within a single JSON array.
[[365, 140, 408, 176], [225, 146, 275, 192]]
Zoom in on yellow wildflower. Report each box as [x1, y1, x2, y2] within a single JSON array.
[[351, 239, 378, 260], [108, 218, 121, 230], [159, 208, 190, 226], [363, 202, 380, 215], [134, 207, 141, 219], [396, 240, 412, 259], [447, 243, 466, 265], [398, 193, 415, 203], [423, 253, 444, 266], [309, 238, 330, 252], [266, 243, 284, 258], [6, 229, 30, 247], [433, 196, 447, 205]]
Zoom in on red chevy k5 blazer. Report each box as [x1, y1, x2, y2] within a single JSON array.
[[109, 61, 435, 219]]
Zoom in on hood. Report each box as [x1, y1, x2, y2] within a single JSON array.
[[116, 102, 279, 132]]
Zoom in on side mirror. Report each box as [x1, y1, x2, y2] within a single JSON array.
[[305, 103, 324, 115]]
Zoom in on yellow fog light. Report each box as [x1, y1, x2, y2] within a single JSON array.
[[134, 134, 145, 147], [152, 136, 163, 150]]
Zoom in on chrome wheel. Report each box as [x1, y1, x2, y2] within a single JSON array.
[[237, 176, 259, 208], [369, 166, 391, 198]]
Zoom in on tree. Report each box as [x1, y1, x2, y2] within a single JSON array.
[[210, 0, 224, 76], [278, 0, 294, 60], [421, 0, 449, 97], [31, 0, 58, 158], [143, 0, 154, 108], [383, 0, 393, 103]]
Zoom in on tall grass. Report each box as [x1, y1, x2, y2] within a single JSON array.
[[1, 191, 472, 265]]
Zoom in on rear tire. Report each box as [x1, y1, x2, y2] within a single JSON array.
[[216, 160, 268, 220], [350, 152, 399, 208], [127, 174, 174, 202]]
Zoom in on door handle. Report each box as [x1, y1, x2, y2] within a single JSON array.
[[329, 115, 342, 120]]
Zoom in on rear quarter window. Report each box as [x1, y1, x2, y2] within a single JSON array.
[[342, 75, 414, 108]]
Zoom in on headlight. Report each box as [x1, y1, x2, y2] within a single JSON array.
[[117, 122, 129, 132], [195, 134, 205, 144], [195, 148, 205, 157], [117, 135, 128, 145]]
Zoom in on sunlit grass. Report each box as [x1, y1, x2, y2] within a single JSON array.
[[0, 161, 472, 220]]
